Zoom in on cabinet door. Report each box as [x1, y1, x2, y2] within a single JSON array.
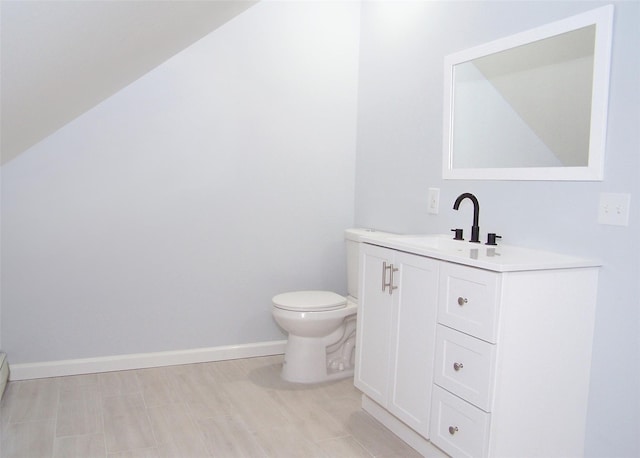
[[388, 252, 439, 437], [354, 244, 394, 406]]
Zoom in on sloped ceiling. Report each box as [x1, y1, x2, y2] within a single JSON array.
[[0, 0, 258, 165]]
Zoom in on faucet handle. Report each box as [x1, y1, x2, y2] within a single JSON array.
[[451, 228, 464, 240], [486, 233, 502, 246]]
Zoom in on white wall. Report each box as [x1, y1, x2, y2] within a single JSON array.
[[1, 1, 361, 363], [355, 2, 639, 457]]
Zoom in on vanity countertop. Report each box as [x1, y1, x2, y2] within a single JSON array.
[[360, 233, 601, 272]]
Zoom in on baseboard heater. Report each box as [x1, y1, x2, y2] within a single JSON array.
[[0, 352, 9, 399]]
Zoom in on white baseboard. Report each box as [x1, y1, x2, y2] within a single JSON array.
[[9, 340, 286, 381]]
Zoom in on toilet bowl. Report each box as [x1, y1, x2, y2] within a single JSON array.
[[271, 228, 391, 384], [272, 290, 357, 383]]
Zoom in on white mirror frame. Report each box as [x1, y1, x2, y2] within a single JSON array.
[[443, 5, 614, 181]]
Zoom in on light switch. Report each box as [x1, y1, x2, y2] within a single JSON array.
[[428, 188, 440, 214], [598, 193, 631, 226]]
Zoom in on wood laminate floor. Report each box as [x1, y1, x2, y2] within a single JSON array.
[[0, 355, 446, 457]]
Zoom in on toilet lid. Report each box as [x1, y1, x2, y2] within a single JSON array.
[[272, 291, 347, 312]]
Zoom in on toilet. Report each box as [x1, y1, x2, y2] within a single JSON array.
[[272, 228, 377, 383]]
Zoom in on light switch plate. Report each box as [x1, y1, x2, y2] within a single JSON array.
[[428, 188, 440, 214], [598, 193, 631, 226]]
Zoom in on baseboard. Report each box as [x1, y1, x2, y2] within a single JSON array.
[[9, 340, 286, 381]]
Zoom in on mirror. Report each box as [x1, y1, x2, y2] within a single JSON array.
[[443, 6, 613, 181]]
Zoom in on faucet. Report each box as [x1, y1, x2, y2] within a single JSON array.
[[453, 193, 480, 243]]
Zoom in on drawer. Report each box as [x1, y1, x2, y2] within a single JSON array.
[[430, 385, 491, 458], [434, 325, 496, 411], [438, 263, 501, 343]]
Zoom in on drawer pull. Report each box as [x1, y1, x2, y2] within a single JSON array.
[[448, 425, 459, 435], [457, 296, 468, 306], [453, 362, 464, 371]]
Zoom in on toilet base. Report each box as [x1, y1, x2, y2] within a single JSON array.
[[281, 335, 354, 384]]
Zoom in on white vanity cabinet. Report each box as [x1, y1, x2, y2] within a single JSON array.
[[431, 262, 599, 458], [355, 235, 599, 458], [354, 243, 439, 438]]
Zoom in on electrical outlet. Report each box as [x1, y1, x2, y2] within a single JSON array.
[[428, 188, 440, 214], [598, 193, 631, 226]]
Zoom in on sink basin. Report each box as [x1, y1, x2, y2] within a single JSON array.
[[387, 235, 474, 253], [384, 234, 496, 261], [359, 233, 600, 272]]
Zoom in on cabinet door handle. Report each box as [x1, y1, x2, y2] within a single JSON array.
[[453, 362, 464, 371], [388, 265, 398, 295], [448, 425, 459, 435], [382, 262, 390, 292], [457, 296, 468, 306], [382, 262, 398, 295]]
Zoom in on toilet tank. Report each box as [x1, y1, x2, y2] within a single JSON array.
[[344, 228, 392, 301]]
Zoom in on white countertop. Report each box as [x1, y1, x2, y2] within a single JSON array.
[[360, 233, 601, 272]]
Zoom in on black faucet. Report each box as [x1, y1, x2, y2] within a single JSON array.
[[453, 193, 480, 243]]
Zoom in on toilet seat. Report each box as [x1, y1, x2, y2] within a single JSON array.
[[272, 290, 347, 312]]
